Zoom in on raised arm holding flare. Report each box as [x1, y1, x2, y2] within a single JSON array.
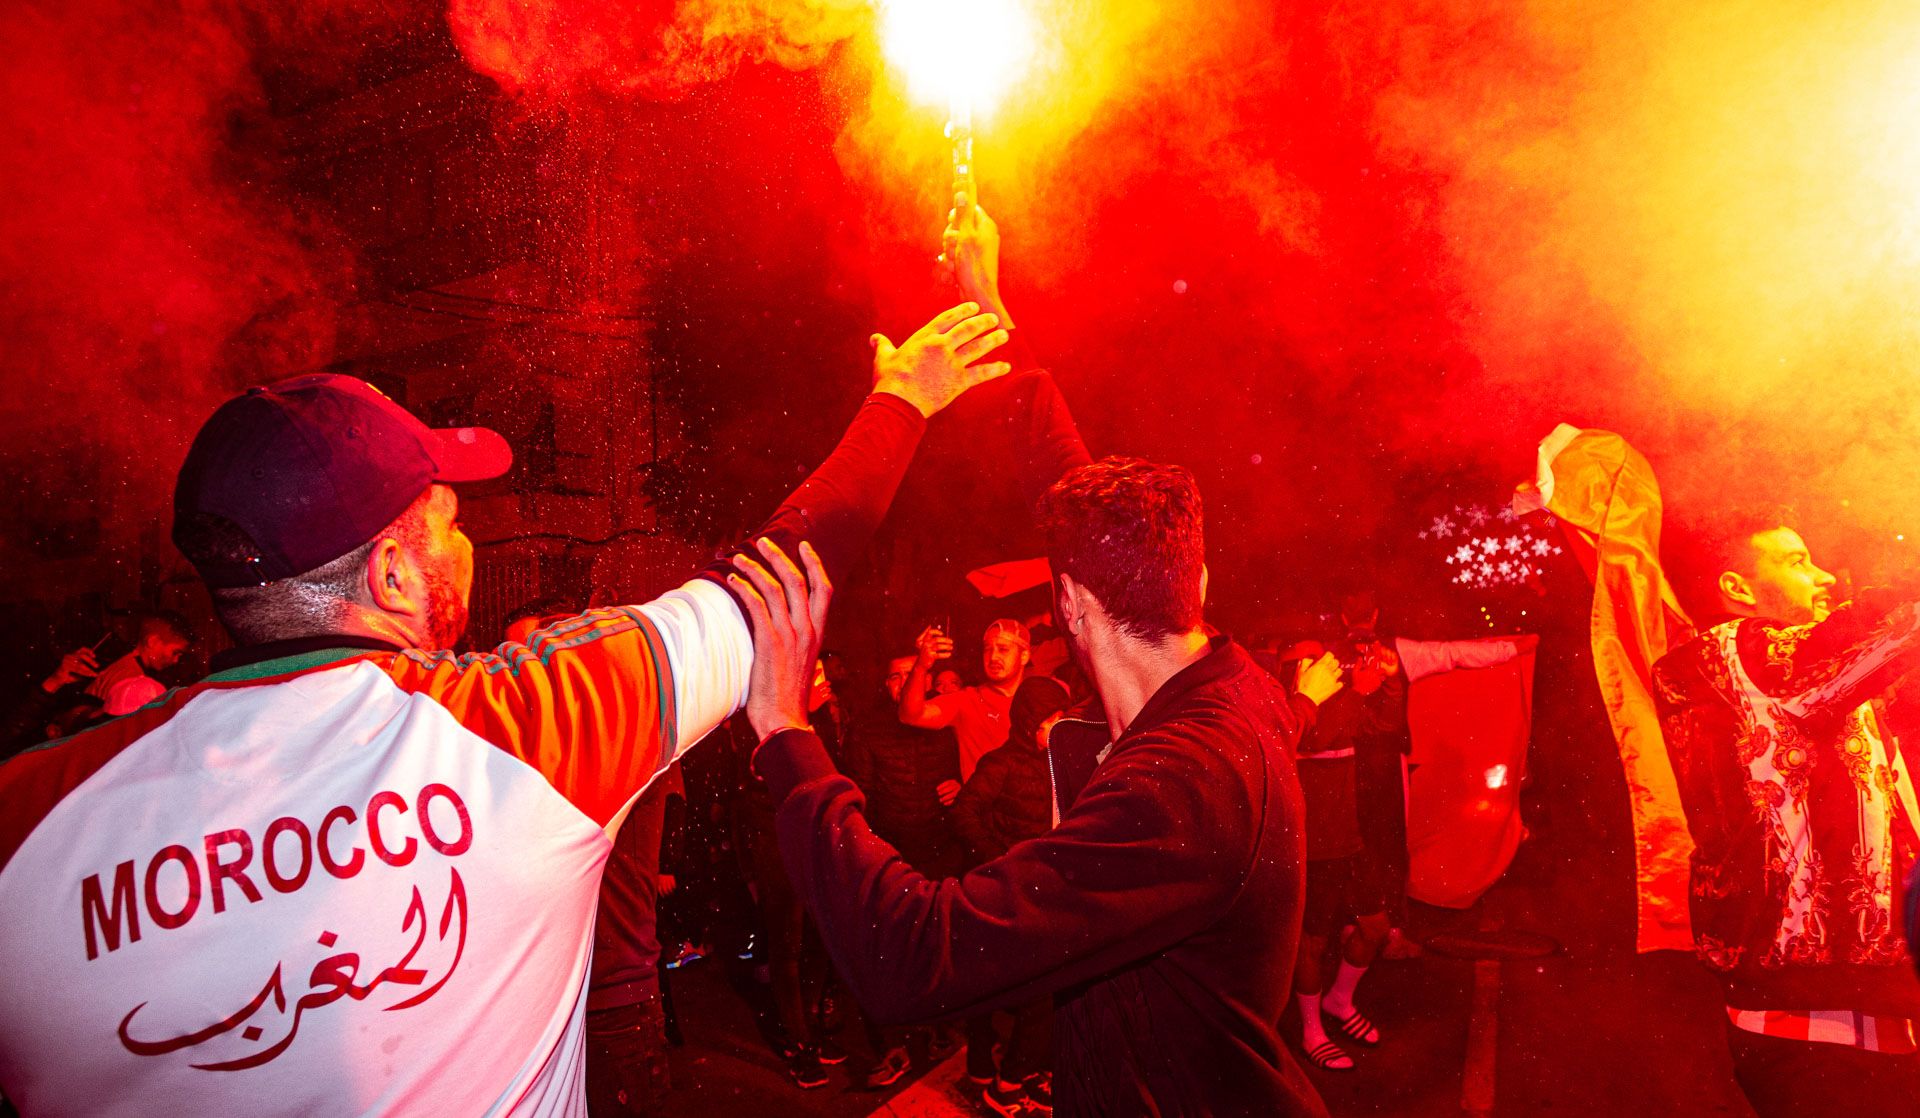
[[942, 186, 1014, 330], [730, 198, 1331, 1116], [938, 185, 1092, 501]]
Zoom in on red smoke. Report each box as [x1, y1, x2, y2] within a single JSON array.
[[11, 0, 1918, 623], [0, 1, 347, 578]]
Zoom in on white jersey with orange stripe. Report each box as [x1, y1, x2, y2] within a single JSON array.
[[0, 579, 749, 1116]]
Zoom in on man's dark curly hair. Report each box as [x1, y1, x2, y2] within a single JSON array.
[[1036, 456, 1205, 641], [1663, 502, 1799, 622]]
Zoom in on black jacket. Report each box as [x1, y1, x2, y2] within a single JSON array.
[[839, 697, 961, 853], [951, 741, 1052, 864], [757, 638, 1327, 1118]]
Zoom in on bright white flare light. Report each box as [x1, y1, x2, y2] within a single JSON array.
[[1485, 764, 1510, 791], [880, 0, 1034, 117]]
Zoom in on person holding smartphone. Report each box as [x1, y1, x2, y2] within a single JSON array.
[[898, 618, 1033, 783], [84, 612, 192, 717]]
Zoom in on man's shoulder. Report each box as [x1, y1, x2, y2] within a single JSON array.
[[1653, 622, 1744, 710], [971, 745, 1016, 777], [84, 652, 145, 698], [0, 680, 217, 880], [1113, 675, 1271, 769], [1125, 708, 1264, 762], [1651, 633, 1701, 689], [1174, 655, 1294, 737], [104, 675, 167, 717], [1069, 708, 1267, 845]]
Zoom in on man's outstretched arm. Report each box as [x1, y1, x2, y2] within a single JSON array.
[[762, 726, 1243, 1022], [1744, 593, 1920, 726], [404, 305, 1013, 822], [645, 302, 1012, 754], [700, 302, 1011, 590], [898, 625, 961, 729]]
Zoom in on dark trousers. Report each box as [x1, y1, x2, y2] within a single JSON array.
[[1354, 740, 1409, 925], [586, 995, 671, 1118], [746, 825, 807, 1049], [864, 826, 962, 1059], [745, 820, 828, 1051], [1727, 1023, 1920, 1118]]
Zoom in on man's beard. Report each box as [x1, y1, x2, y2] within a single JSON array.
[[424, 570, 470, 651]]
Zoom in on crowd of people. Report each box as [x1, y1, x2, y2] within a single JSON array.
[[1, 189, 1918, 1118], [403, 563, 1426, 1117]]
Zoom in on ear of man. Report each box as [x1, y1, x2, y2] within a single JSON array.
[[366, 534, 426, 622], [1056, 573, 1096, 636], [1718, 570, 1758, 614]]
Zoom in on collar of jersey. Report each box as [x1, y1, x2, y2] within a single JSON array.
[[205, 638, 405, 683]]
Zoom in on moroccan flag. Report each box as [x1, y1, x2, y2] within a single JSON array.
[[965, 557, 1052, 598], [1515, 424, 1696, 952], [1402, 637, 1537, 910]]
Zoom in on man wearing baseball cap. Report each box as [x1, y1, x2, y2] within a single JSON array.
[[0, 301, 1010, 1116], [899, 617, 1033, 783]]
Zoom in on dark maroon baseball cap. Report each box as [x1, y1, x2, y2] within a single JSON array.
[[173, 374, 511, 589]]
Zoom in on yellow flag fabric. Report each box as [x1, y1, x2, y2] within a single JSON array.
[[1515, 424, 1696, 952]]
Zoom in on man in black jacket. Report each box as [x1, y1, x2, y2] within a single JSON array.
[[838, 652, 964, 1087], [843, 654, 964, 878], [952, 674, 1071, 1113], [1286, 636, 1405, 1071], [726, 454, 1341, 1118], [952, 675, 1069, 865]]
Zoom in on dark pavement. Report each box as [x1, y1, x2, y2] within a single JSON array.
[[1290, 836, 1754, 1116], [655, 956, 985, 1118]]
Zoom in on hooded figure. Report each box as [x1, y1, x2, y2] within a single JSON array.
[[952, 675, 1071, 864]]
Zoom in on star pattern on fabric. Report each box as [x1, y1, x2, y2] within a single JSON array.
[[1430, 500, 1562, 590]]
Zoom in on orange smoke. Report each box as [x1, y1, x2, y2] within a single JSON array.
[[448, 0, 868, 98], [1361, 1, 1920, 536]]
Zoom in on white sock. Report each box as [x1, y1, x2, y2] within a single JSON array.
[[1323, 960, 1368, 1017], [1298, 992, 1331, 1048]]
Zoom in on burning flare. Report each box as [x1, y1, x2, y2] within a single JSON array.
[[878, 0, 1034, 119]]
